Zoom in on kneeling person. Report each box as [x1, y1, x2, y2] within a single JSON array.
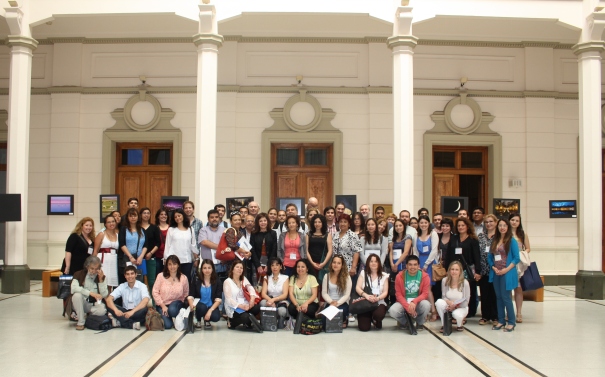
[[106, 265, 150, 329], [71, 256, 109, 331], [388, 255, 431, 330]]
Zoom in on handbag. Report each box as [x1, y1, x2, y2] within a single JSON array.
[[216, 229, 236, 262], [174, 308, 188, 331], [260, 307, 278, 332], [432, 250, 446, 282], [186, 311, 195, 334], [459, 253, 475, 281], [517, 245, 531, 277], [57, 275, 73, 299], [442, 310, 453, 336], [349, 272, 379, 315], [243, 284, 261, 306], [404, 310, 417, 335], [520, 262, 544, 291]]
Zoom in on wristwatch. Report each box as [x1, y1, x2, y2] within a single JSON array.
[[221, 250, 225, 254]]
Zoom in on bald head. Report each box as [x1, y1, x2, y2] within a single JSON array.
[[307, 197, 318, 209], [248, 201, 259, 216]]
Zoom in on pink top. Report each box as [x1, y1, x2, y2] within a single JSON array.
[[284, 234, 300, 268], [152, 273, 189, 306]]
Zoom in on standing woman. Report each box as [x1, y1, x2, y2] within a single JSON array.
[[360, 218, 388, 269], [321, 255, 352, 328], [223, 260, 261, 331], [356, 254, 389, 331], [118, 209, 148, 284], [489, 219, 520, 332], [477, 214, 498, 325], [187, 259, 223, 329], [164, 208, 199, 282], [446, 217, 481, 318], [388, 219, 412, 273], [260, 258, 290, 329], [277, 215, 307, 276], [155, 208, 170, 278], [305, 208, 319, 232], [267, 207, 279, 230], [352, 212, 366, 238], [288, 259, 320, 319], [141, 207, 160, 291], [152, 255, 189, 329], [377, 219, 389, 238], [250, 213, 278, 283], [509, 213, 530, 323], [306, 214, 333, 280], [409, 217, 419, 232], [434, 218, 454, 304], [417, 215, 440, 322], [93, 215, 119, 289], [62, 217, 96, 275]]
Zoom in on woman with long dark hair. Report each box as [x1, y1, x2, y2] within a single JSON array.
[[352, 212, 366, 238], [152, 255, 188, 329], [260, 257, 290, 329], [141, 207, 160, 294], [477, 214, 498, 325], [434, 217, 454, 306], [321, 255, 352, 328], [154, 208, 170, 279], [187, 259, 223, 329], [360, 218, 388, 269], [306, 214, 333, 279], [288, 259, 320, 318], [250, 213, 277, 283], [509, 213, 530, 323], [119, 208, 148, 284], [489, 219, 520, 332], [355, 254, 389, 331], [164, 208, 198, 281], [417, 215, 440, 322], [278, 215, 307, 276], [223, 260, 261, 331]]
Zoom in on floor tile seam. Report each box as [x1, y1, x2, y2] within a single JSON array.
[[85, 330, 152, 377], [133, 330, 187, 377]]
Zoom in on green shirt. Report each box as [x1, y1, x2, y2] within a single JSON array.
[[289, 275, 319, 305], [405, 271, 422, 300]]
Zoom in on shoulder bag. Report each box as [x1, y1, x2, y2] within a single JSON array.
[[432, 248, 447, 282], [349, 272, 379, 315], [216, 228, 236, 262]]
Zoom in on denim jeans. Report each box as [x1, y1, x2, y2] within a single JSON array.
[[157, 300, 185, 329], [108, 305, 148, 328], [493, 274, 515, 325], [195, 302, 221, 322]]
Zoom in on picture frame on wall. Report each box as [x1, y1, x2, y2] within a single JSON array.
[[335, 195, 357, 215], [161, 196, 189, 212], [549, 200, 577, 218], [373, 204, 393, 217], [440, 196, 468, 217], [276, 197, 305, 217], [47, 195, 74, 216], [226, 197, 254, 215], [493, 198, 520, 219], [99, 194, 120, 223]]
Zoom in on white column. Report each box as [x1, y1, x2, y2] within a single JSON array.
[[3, 34, 38, 293], [388, 6, 417, 212], [193, 2, 223, 219], [573, 11, 605, 299]]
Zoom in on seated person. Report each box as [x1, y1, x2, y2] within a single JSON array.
[[388, 255, 431, 330], [435, 261, 470, 333], [152, 255, 189, 329], [321, 255, 352, 328], [288, 259, 320, 319], [223, 260, 261, 331], [70, 256, 109, 331], [187, 259, 223, 329], [260, 258, 290, 329], [105, 265, 150, 330], [355, 254, 389, 331]]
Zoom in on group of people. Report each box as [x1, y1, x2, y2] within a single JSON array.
[[62, 197, 530, 335]]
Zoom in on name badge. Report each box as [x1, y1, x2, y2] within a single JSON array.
[[290, 253, 297, 260], [455, 247, 462, 255], [110, 248, 116, 255], [422, 245, 429, 252], [484, 247, 490, 254], [393, 249, 402, 259], [88, 246, 94, 255], [494, 254, 502, 261]]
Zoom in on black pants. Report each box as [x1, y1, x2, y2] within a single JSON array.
[[228, 304, 261, 329], [478, 275, 498, 321], [288, 302, 320, 318], [432, 279, 443, 305], [468, 279, 478, 318], [357, 304, 387, 332], [107, 305, 148, 328]]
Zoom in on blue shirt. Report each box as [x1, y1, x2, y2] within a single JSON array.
[[110, 280, 150, 310], [200, 285, 212, 307]]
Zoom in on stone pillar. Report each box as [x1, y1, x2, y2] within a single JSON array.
[[387, 6, 417, 213], [573, 12, 605, 299], [193, 2, 223, 220], [2, 9, 37, 293]]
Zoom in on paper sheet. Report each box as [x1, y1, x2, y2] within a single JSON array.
[[319, 305, 340, 320]]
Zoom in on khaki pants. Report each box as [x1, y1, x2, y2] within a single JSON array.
[[72, 292, 107, 326]]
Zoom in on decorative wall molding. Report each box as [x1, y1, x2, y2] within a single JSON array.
[[20, 37, 575, 49], [107, 89, 178, 132], [428, 90, 496, 135]]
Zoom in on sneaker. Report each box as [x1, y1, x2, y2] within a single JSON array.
[[111, 318, 120, 328], [195, 321, 202, 329], [204, 321, 212, 329], [133, 322, 141, 330], [348, 314, 356, 323]]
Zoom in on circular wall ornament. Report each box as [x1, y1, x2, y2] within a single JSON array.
[[444, 96, 482, 135], [124, 92, 162, 132], [283, 91, 322, 132]]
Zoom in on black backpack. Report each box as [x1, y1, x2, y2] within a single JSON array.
[[85, 314, 112, 332]]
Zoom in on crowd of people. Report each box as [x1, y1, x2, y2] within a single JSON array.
[[62, 197, 530, 334]]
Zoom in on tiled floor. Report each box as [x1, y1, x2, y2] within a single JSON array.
[[1, 282, 603, 376]]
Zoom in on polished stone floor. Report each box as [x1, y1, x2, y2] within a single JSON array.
[[0, 281, 603, 377]]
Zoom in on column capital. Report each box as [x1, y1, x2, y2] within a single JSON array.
[[6, 35, 38, 50], [193, 33, 224, 48], [387, 35, 418, 50], [572, 41, 605, 56]]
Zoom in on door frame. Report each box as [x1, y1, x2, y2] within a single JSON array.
[[423, 133, 502, 216], [102, 130, 182, 196], [261, 132, 342, 211]]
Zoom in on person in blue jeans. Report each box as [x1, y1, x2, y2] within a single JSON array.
[[152, 255, 188, 329], [187, 259, 223, 329], [488, 219, 520, 333]]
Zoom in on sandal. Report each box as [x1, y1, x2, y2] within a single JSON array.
[[516, 315, 523, 323], [430, 312, 438, 322], [478, 318, 489, 325], [462, 319, 467, 325], [439, 326, 443, 333], [492, 323, 505, 330], [456, 326, 464, 332]]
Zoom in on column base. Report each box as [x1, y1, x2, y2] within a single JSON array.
[[575, 270, 604, 300], [1, 265, 30, 294]]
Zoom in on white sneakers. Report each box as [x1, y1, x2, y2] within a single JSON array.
[[133, 322, 141, 330], [348, 314, 356, 323]]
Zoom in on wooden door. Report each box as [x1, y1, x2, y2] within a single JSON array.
[[432, 146, 488, 215], [115, 143, 172, 217], [271, 143, 333, 211]]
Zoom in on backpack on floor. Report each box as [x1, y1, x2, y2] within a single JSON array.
[[85, 314, 112, 332], [145, 307, 165, 331]]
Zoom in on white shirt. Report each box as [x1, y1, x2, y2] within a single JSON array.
[[164, 227, 198, 264]]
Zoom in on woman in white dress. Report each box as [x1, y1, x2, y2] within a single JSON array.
[[93, 215, 119, 288]]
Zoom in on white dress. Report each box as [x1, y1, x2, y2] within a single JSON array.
[[99, 232, 119, 287]]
